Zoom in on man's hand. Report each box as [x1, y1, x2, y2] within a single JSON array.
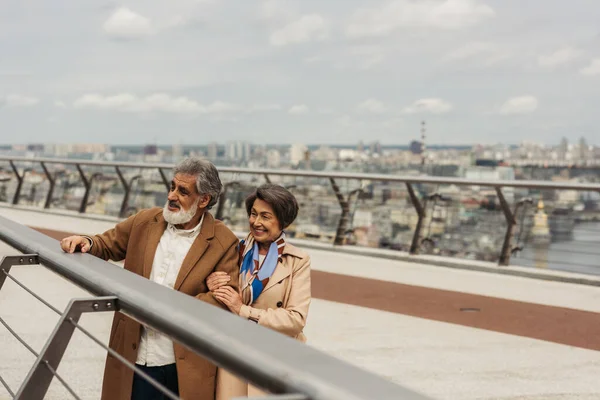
[[206, 271, 231, 292], [60, 236, 91, 254], [213, 286, 243, 315]]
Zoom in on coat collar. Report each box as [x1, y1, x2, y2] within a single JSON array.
[[261, 242, 304, 293], [141, 210, 216, 290], [281, 242, 304, 259]]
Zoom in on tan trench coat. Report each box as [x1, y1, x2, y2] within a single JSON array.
[[86, 208, 240, 400], [215, 243, 311, 399]]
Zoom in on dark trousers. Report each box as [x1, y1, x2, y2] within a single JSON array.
[[131, 363, 179, 400]]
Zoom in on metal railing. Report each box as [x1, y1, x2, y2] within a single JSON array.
[[1, 156, 600, 271], [0, 215, 431, 400]]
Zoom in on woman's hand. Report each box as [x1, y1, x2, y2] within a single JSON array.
[[206, 271, 231, 292], [213, 286, 243, 315]]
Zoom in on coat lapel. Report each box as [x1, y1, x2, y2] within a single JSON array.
[[261, 259, 290, 293], [142, 215, 167, 279], [174, 212, 215, 290], [261, 243, 303, 293]]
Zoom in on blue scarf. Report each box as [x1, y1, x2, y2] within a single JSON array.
[[239, 232, 286, 305]]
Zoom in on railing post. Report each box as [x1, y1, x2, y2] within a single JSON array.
[[76, 166, 101, 214], [263, 174, 271, 183], [330, 178, 350, 246], [158, 168, 170, 192], [116, 167, 141, 218], [9, 161, 27, 205], [76, 164, 90, 213], [0, 254, 39, 291], [510, 197, 534, 255], [406, 183, 425, 255], [40, 162, 55, 209], [14, 296, 118, 400], [115, 166, 128, 218], [496, 186, 516, 266]]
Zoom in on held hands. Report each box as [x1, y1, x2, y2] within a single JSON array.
[[207, 272, 242, 314], [213, 286, 243, 315], [60, 236, 91, 254], [206, 271, 231, 291]]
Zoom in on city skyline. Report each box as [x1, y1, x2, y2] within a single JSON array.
[[1, 1, 600, 145]]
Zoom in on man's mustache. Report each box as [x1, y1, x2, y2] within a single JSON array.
[[168, 201, 181, 209]]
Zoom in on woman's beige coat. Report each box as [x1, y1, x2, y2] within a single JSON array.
[[215, 242, 311, 399]]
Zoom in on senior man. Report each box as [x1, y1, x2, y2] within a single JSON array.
[[60, 157, 239, 400]]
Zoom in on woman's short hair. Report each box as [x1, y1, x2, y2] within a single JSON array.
[[245, 183, 299, 230]]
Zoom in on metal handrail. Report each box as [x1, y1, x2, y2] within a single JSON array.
[[0, 215, 431, 400], [2, 155, 600, 191]]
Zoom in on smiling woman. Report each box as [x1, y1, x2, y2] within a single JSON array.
[[208, 183, 311, 399]]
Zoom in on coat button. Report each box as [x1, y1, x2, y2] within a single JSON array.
[[276, 301, 283, 308], [132, 343, 137, 350]]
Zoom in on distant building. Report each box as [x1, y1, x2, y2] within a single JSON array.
[[26, 144, 44, 152], [226, 141, 251, 162], [289, 144, 308, 167], [369, 141, 382, 155], [357, 141, 365, 153], [266, 149, 281, 168], [143, 145, 158, 155], [172, 143, 183, 159], [207, 142, 218, 160], [409, 140, 422, 155]]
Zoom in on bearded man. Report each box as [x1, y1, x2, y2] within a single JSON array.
[[60, 157, 240, 400]]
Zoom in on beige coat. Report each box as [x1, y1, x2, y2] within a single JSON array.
[[215, 243, 311, 399], [87, 208, 240, 400]]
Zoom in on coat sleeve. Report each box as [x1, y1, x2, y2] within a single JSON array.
[[196, 240, 240, 310], [88, 213, 137, 261], [238, 256, 311, 337]]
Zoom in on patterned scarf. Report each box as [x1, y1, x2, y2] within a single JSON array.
[[239, 232, 286, 305]]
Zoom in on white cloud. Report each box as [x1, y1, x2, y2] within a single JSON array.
[[357, 99, 388, 114], [71, 94, 284, 115], [54, 100, 67, 109], [580, 58, 600, 76], [402, 98, 452, 114], [499, 95, 538, 115], [443, 42, 513, 67], [347, 0, 495, 38], [103, 8, 154, 40], [72, 93, 243, 115], [5, 95, 40, 107], [288, 104, 309, 115], [246, 104, 282, 112], [270, 14, 329, 46], [538, 47, 583, 68], [204, 101, 241, 114]]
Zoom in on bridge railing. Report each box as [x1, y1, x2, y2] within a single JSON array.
[[1, 156, 600, 272], [0, 215, 431, 400]]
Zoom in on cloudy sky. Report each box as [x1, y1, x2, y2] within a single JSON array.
[[1, 0, 599, 145]]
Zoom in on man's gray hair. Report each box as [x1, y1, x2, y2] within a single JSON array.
[[173, 157, 222, 210]]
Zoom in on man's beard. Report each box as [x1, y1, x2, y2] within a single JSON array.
[[163, 198, 200, 226]]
